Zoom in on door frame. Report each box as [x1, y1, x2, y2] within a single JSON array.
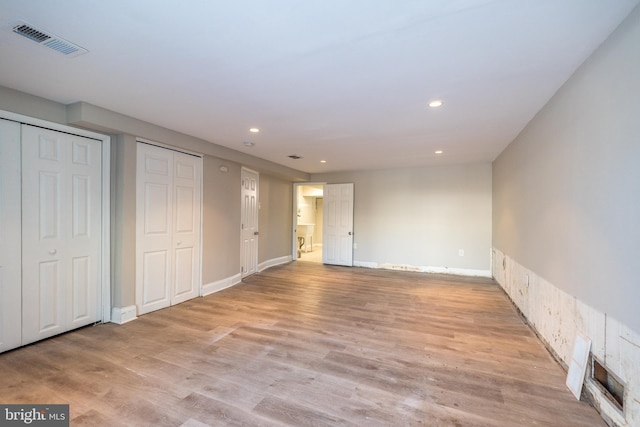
[[0, 109, 111, 323], [292, 182, 326, 262]]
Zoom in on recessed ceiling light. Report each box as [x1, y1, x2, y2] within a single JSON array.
[[243, 141, 255, 147], [320, 160, 327, 163], [249, 128, 260, 133], [428, 100, 444, 108], [435, 150, 443, 154]]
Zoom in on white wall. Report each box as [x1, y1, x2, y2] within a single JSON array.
[[492, 4, 640, 425], [493, 3, 640, 337], [312, 163, 492, 275]]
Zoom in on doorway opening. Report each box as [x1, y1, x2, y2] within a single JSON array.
[[294, 183, 324, 263]]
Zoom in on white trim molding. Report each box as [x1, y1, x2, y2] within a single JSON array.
[[203, 256, 291, 297], [111, 306, 137, 325], [202, 273, 242, 297], [354, 260, 491, 278], [258, 255, 292, 273]]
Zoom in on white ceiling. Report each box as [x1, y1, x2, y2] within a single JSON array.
[[1, 1, 638, 174]]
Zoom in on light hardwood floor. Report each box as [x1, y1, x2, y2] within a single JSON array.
[[0, 262, 604, 426]]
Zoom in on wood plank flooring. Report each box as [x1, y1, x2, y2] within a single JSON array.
[[0, 262, 604, 426]]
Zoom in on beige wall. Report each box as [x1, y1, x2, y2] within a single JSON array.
[[493, 5, 640, 333], [202, 156, 242, 282], [0, 87, 298, 310], [110, 134, 137, 307], [0, 86, 67, 124], [312, 163, 492, 272]]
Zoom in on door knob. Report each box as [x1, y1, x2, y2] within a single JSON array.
[[49, 249, 57, 255], [348, 232, 352, 235], [254, 231, 259, 235], [176, 241, 182, 246]]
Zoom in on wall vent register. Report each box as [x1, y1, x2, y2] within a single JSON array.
[[592, 357, 625, 413]]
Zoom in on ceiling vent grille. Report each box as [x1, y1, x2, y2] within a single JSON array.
[[13, 23, 50, 42], [9, 20, 87, 57]]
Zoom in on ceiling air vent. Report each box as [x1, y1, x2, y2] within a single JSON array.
[[13, 23, 50, 42], [288, 155, 303, 160], [9, 20, 87, 57]]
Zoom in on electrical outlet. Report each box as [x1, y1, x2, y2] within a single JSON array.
[[458, 249, 464, 257]]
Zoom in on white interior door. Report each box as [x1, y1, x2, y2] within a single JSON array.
[[21, 124, 102, 344], [323, 183, 354, 266], [171, 152, 202, 305], [241, 168, 259, 278], [0, 119, 22, 352], [136, 143, 202, 315]]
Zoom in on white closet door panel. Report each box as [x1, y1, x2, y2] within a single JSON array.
[[21, 125, 101, 344], [142, 250, 170, 305], [174, 247, 194, 297], [67, 134, 101, 329], [175, 185, 195, 233], [144, 183, 171, 234], [36, 260, 65, 334], [72, 175, 90, 237], [39, 172, 60, 239], [22, 127, 67, 342], [71, 256, 90, 321], [136, 144, 173, 314], [0, 119, 22, 353], [171, 152, 201, 305]]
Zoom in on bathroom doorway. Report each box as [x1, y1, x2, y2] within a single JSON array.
[[293, 183, 324, 263]]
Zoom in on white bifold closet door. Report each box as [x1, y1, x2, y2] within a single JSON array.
[[136, 142, 202, 316], [21, 124, 102, 344]]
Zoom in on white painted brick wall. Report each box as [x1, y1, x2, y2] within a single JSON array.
[[492, 248, 640, 427]]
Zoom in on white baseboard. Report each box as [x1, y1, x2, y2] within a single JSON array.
[[202, 257, 291, 297], [258, 255, 292, 272], [353, 261, 378, 269], [202, 273, 242, 297], [354, 260, 491, 278], [111, 305, 137, 324]]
